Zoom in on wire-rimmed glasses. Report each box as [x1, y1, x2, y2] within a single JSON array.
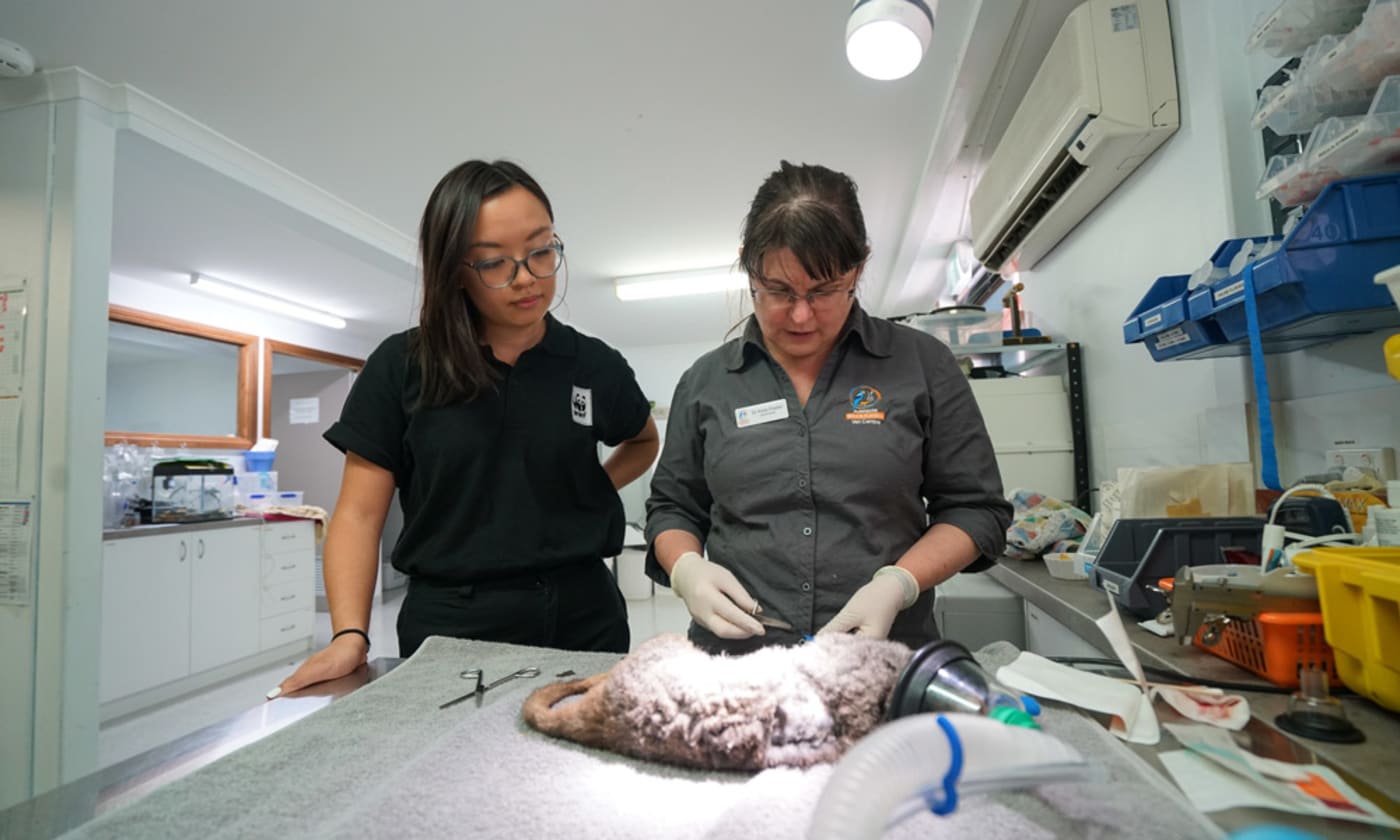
[[749, 284, 855, 312]]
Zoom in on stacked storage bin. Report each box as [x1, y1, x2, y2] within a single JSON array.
[[1252, 0, 1400, 206], [1124, 174, 1400, 360]]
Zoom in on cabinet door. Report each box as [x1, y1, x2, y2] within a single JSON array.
[[1022, 601, 1105, 659], [190, 526, 261, 673], [100, 533, 192, 702]]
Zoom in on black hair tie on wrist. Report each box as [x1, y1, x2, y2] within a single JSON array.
[[332, 628, 371, 647]]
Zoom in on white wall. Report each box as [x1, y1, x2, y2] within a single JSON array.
[[1265, 332, 1400, 481], [0, 92, 112, 809], [614, 339, 726, 410]]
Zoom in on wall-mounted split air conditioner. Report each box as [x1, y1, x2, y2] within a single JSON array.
[[970, 0, 1179, 275]]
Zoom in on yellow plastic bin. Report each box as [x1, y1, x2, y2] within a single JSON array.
[[1291, 547, 1400, 712]]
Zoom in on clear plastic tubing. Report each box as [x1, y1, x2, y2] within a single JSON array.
[[809, 713, 1106, 840]]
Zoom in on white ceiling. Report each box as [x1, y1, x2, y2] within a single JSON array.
[[1, 0, 1078, 349]]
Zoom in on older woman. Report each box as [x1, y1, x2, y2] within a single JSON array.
[[645, 161, 1011, 655]]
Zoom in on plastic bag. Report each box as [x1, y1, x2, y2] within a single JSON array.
[[1004, 489, 1092, 559]]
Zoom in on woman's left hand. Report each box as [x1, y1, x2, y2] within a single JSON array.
[[817, 566, 920, 638]]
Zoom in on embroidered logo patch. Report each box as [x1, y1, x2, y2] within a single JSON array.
[[571, 386, 593, 426], [845, 385, 885, 424]]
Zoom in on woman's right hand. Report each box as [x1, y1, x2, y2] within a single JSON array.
[[669, 551, 766, 639], [266, 633, 369, 699]]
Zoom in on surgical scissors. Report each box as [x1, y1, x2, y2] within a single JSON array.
[[440, 666, 541, 709]]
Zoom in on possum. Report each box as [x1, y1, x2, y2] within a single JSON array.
[[521, 633, 912, 771]]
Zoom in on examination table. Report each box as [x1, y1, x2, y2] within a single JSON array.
[[8, 637, 1229, 839]]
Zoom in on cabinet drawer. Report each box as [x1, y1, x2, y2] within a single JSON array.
[[261, 577, 314, 617], [262, 550, 314, 587], [260, 610, 314, 651], [261, 520, 314, 557]]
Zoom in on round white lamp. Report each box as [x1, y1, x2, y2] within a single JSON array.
[[845, 0, 935, 81]]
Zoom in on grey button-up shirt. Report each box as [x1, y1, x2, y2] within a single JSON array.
[[645, 304, 1013, 653]]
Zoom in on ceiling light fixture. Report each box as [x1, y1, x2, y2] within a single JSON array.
[[189, 273, 347, 329], [614, 266, 748, 302], [845, 0, 935, 81]]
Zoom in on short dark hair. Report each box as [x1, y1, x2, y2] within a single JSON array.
[[414, 160, 553, 408], [739, 162, 870, 284]]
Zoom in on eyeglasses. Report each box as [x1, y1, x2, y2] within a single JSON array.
[[749, 284, 856, 312], [465, 239, 565, 289]]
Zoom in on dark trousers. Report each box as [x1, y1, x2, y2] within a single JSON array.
[[397, 560, 630, 657]]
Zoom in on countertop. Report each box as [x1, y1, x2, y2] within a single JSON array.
[[988, 557, 1400, 835], [0, 660, 400, 839], [102, 516, 263, 541]]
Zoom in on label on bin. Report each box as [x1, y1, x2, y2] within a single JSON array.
[[1143, 313, 1163, 328], [1103, 580, 1120, 595], [1213, 279, 1245, 304], [1247, 8, 1281, 49], [1153, 327, 1190, 350], [1315, 123, 1364, 161]]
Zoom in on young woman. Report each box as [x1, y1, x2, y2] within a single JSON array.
[[645, 161, 1012, 655], [274, 160, 658, 695]]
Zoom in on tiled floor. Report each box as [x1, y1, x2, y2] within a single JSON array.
[[96, 584, 692, 770]]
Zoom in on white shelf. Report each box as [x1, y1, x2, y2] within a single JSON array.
[[950, 341, 1069, 373]]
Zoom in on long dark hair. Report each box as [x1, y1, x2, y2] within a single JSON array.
[[414, 160, 553, 408], [739, 161, 870, 285]]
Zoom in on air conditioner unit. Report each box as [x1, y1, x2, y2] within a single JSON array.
[[970, 0, 1179, 275]]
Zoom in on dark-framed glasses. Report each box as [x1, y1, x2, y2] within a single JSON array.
[[749, 284, 855, 312], [466, 238, 565, 289]]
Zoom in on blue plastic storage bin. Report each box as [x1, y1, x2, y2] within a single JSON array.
[[244, 451, 276, 471], [1203, 175, 1400, 344], [1123, 274, 1231, 361]]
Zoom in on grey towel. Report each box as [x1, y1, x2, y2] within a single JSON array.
[[66, 637, 1221, 839]]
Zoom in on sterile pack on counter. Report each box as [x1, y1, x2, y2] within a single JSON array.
[[1160, 723, 1400, 829]]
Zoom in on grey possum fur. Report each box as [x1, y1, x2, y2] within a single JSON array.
[[521, 633, 912, 771]]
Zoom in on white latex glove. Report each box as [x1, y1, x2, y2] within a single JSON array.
[[669, 551, 766, 639], [818, 566, 921, 639]]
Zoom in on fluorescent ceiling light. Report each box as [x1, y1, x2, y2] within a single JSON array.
[[614, 266, 748, 301], [189, 273, 347, 330], [846, 0, 934, 81]]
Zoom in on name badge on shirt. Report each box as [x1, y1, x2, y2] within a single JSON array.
[[734, 398, 789, 429]]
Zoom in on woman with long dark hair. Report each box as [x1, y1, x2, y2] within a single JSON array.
[[274, 160, 658, 695]]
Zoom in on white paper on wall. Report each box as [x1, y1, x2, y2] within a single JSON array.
[[0, 500, 33, 606], [0, 286, 26, 397], [289, 398, 319, 425]]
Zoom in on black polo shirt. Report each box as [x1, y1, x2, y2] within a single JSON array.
[[324, 315, 651, 584]]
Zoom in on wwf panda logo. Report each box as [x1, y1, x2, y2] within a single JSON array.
[[571, 386, 593, 426]]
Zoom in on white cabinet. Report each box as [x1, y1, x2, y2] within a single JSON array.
[[1022, 600, 1106, 659], [189, 526, 261, 673], [259, 520, 316, 651], [100, 519, 315, 710], [99, 532, 193, 703], [970, 376, 1076, 502]]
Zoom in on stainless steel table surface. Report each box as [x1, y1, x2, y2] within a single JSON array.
[[0, 659, 402, 840], [988, 558, 1400, 836]]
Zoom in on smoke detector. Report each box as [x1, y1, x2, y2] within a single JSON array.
[[0, 38, 36, 78]]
